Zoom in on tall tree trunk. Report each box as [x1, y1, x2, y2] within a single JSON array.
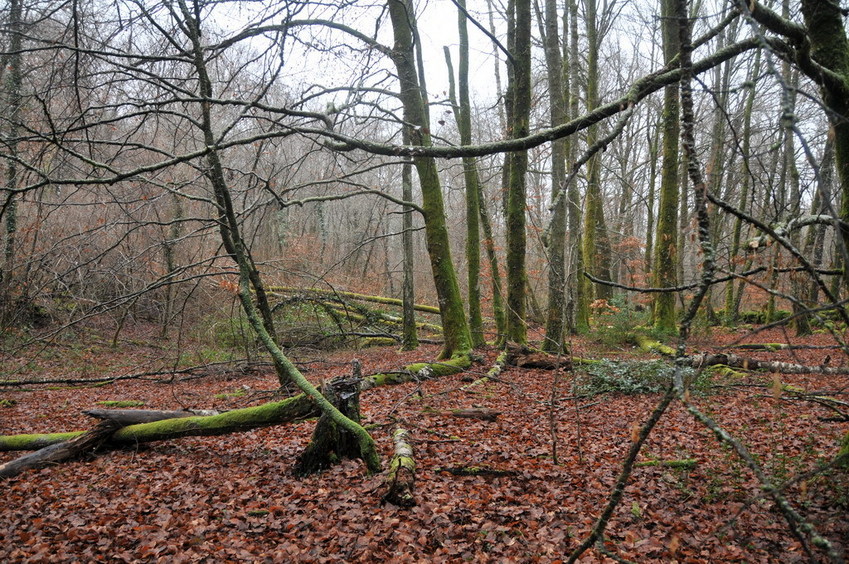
[[651, 0, 681, 332], [450, 0, 485, 347], [387, 0, 471, 359], [725, 49, 761, 325], [542, 0, 569, 353], [1, 0, 22, 324], [566, 0, 587, 333], [400, 125, 419, 351], [582, 0, 613, 306], [505, 0, 532, 344], [799, 0, 849, 289]]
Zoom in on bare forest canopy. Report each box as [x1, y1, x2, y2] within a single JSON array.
[[1, 0, 849, 561]]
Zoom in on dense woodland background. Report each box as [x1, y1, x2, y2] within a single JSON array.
[[1, 0, 849, 561]]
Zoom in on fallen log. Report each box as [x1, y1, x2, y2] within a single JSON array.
[[505, 343, 572, 370], [436, 465, 516, 477], [82, 409, 219, 425], [0, 394, 319, 452], [0, 420, 120, 479], [266, 286, 442, 315], [448, 408, 501, 422], [682, 353, 849, 375], [383, 428, 416, 507]]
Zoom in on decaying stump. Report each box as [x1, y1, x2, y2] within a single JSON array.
[[293, 362, 365, 476], [0, 420, 121, 479], [383, 428, 416, 507]]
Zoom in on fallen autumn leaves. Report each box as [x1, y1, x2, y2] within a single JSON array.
[[1, 329, 848, 562]]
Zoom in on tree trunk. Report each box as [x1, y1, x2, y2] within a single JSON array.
[[400, 126, 419, 351], [541, 0, 569, 354], [799, 0, 849, 288], [505, 0, 532, 344], [566, 0, 588, 333], [1, 0, 22, 325], [581, 0, 613, 308], [386, 0, 471, 359], [651, 0, 681, 332]]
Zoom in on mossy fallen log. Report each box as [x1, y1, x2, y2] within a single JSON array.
[[682, 353, 849, 375], [632, 333, 676, 357], [360, 355, 472, 391], [82, 409, 218, 425], [266, 286, 442, 315], [0, 420, 120, 479], [634, 458, 697, 470], [1, 354, 476, 453], [383, 428, 416, 507], [436, 465, 516, 477], [462, 351, 508, 390], [0, 394, 319, 452], [504, 343, 572, 370]]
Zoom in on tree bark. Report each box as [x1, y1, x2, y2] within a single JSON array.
[[505, 0, 532, 344], [386, 0, 472, 359], [652, 0, 681, 332]]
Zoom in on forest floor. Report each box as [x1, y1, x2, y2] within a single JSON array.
[[1, 323, 848, 562]]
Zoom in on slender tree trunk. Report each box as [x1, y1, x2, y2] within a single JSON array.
[[651, 0, 681, 332], [566, 0, 587, 333], [1, 0, 22, 324], [400, 126, 419, 351], [505, 0, 532, 344], [387, 0, 471, 359], [542, 0, 568, 353], [446, 0, 485, 347], [581, 0, 613, 306]]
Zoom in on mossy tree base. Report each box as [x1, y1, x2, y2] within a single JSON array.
[[293, 374, 366, 476]]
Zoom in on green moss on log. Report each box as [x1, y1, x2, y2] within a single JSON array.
[[633, 333, 676, 356], [406, 355, 471, 376], [635, 458, 697, 470], [0, 432, 83, 451], [839, 432, 849, 470]]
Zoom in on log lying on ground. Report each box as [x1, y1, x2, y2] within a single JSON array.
[[1, 355, 475, 453], [383, 428, 416, 507], [462, 351, 508, 391], [632, 334, 676, 356], [0, 420, 120, 479], [448, 408, 501, 422], [82, 409, 219, 425], [681, 353, 849, 375], [0, 394, 319, 452], [504, 343, 572, 370], [266, 286, 441, 315], [436, 465, 516, 477]]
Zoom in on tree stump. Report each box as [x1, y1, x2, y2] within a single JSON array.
[[293, 362, 364, 476]]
